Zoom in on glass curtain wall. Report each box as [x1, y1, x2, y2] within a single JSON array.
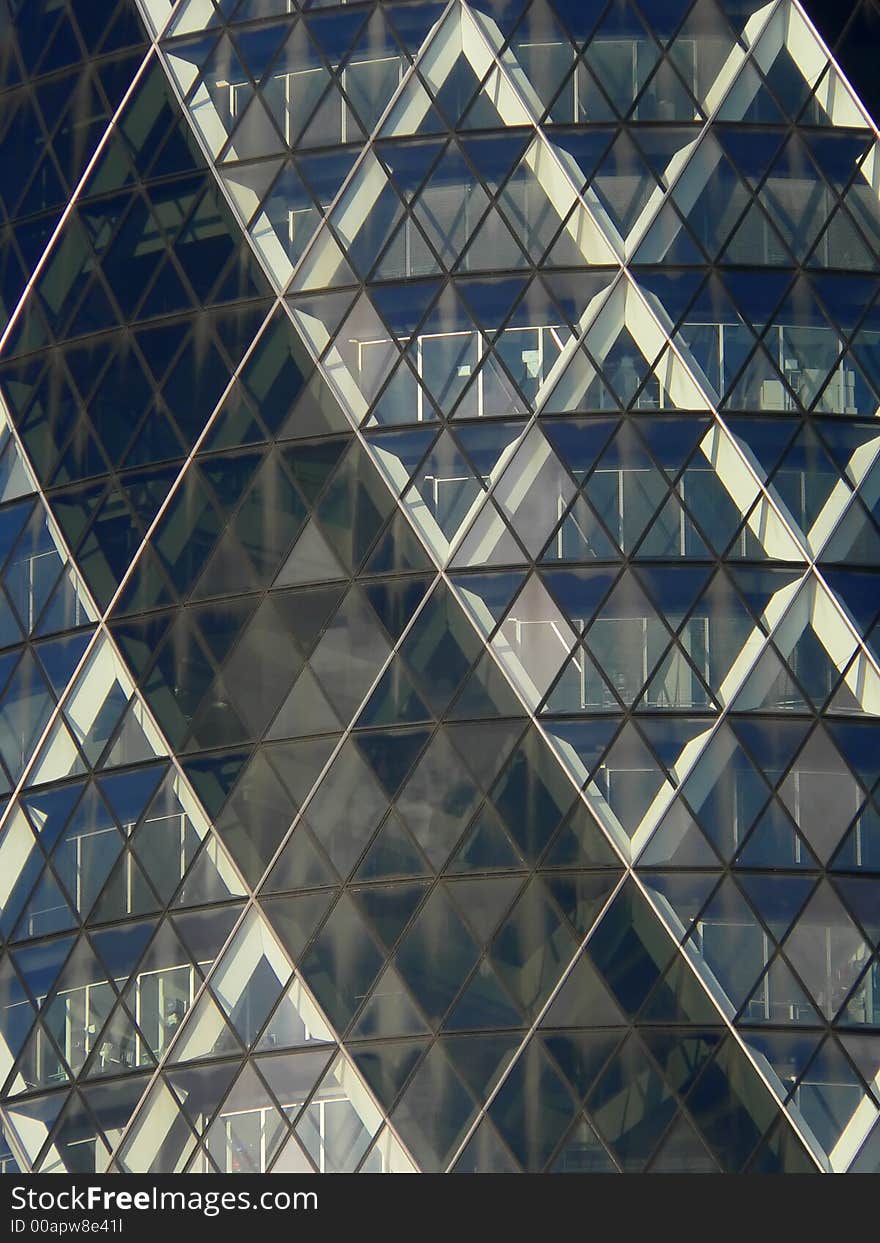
[[0, 0, 879, 1174]]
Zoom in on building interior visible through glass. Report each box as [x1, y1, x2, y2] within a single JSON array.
[[0, 0, 879, 1175]]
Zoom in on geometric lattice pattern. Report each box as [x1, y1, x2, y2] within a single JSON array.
[[1, 0, 880, 1174]]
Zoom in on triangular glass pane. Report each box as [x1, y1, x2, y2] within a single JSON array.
[[102, 699, 164, 770], [541, 951, 624, 1027], [166, 1060, 239, 1136], [444, 959, 525, 1032], [649, 1111, 719, 1173], [349, 964, 430, 1039], [380, 72, 447, 138], [167, 989, 244, 1064], [583, 1, 659, 117], [637, 798, 719, 867], [255, 976, 334, 1052], [204, 1063, 286, 1173], [82, 998, 154, 1080], [271, 1132, 317, 1173], [275, 519, 347, 587], [293, 1053, 382, 1173], [588, 130, 661, 236], [736, 800, 819, 871], [89, 852, 160, 923], [550, 1116, 617, 1172], [448, 803, 524, 874], [13, 871, 77, 942], [791, 855, 871, 961]]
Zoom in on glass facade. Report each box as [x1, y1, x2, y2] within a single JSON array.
[[0, 0, 879, 1175]]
